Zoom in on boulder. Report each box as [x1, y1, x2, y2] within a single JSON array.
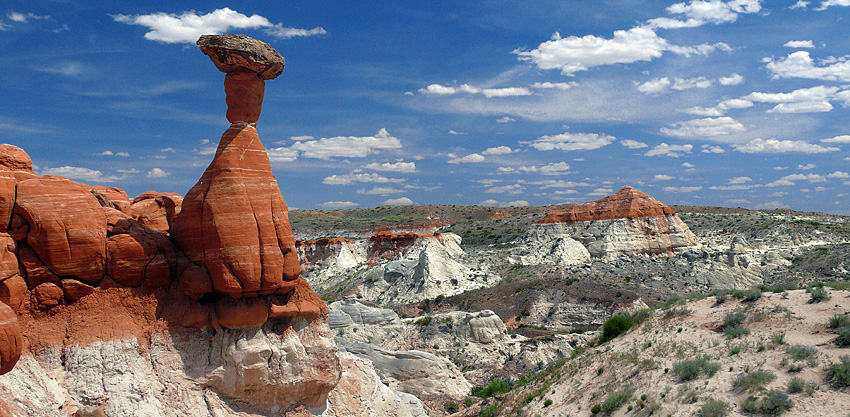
[[18, 245, 59, 288], [0, 275, 26, 312], [62, 278, 95, 302], [90, 186, 132, 215], [0, 302, 21, 375], [0, 144, 37, 230], [197, 34, 285, 80], [32, 282, 63, 308], [0, 234, 17, 281], [130, 192, 182, 234], [13, 176, 107, 283]]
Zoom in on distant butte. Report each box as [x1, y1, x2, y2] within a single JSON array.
[[538, 186, 676, 224]]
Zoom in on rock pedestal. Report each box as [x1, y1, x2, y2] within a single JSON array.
[[172, 35, 313, 314]]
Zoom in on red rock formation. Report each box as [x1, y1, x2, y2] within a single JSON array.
[[172, 35, 300, 300], [0, 275, 26, 312], [91, 186, 132, 215], [489, 212, 512, 220], [13, 176, 107, 284], [367, 232, 424, 261], [130, 192, 183, 234], [0, 144, 37, 230], [0, 234, 17, 281], [538, 186, 676, 224], [0, 302, 21, 375]]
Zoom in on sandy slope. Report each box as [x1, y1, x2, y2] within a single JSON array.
[[511, 289, 850, 417]]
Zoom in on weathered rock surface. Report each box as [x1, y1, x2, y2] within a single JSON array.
[[172, 35, 300, 299], [0, 303, 20, 375], [14, 177, 107, 284], [129, 192, 182, 234], [535, 186, 699, 259], [297, 238, 366, 278], [343, 343, 471, 397], [197, 34, 285, 80], [322, 352, 427, 417], [357, 233, 498, 305], [0, 318, 340, 416], [540, 186, 675, 223], [511, 226, 591, 266]]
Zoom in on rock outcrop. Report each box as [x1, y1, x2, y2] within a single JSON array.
[[0, 35, 356, 416], [172, 34, 302, 301], [535, 186, 699, 258]]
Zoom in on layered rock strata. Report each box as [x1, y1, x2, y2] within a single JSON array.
[[535, 186, 699, 258], [0, 35, 358, 416]]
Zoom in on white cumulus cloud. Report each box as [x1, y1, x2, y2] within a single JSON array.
[[661, 117, 746, 138], [621, 139, 649, 149], [384, 197, 414, 206], [146, 168, 170, 178], [319, 201, 359, 209], [364, 161, 416, 173], [734, 138, 840, 153], [40, 166, 127, 183], [644, 143, 694, 157], [448, 153, 485, 164], [482, 146, 514, 155], [765, 51, 850, 82], [784, 40, 815, 48], [289, 128, 401, 159], [527, 132, 616, 151], [112, 8, 326, 43]]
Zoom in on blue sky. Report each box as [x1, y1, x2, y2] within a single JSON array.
[[2, 1, 850, 213]]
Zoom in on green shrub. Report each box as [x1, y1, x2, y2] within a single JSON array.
[[600, 314, 634, 344], [698, 398, 729, 417], [464, 397, 475, 407], [724, 311, 747, 327], [786, 345, 817, 361], [590, 404, 601, 414], [471, 379, 513, 398], [664, 306, 693, 319], [761, 391, 794, 416], [724, 325, 750, 339], [601, 388, 633, 413], [444, 401, 459, 413], [415, 316, 433, 327], [835, 326, 850, 348], [732, 288, 762, 302], [543, 399, 553, 407], [787, 377, 817, 395], [809, 286, 830, 303], [661, 295, 687, 309], [479, 403, 498, 417], [741, 391, 793, 416], [825, 356, 850, 389], [673, 358, 720, 382], [733, 370, 776, 392], [828, 314, 850, 329], [771, 332, 786, 345]]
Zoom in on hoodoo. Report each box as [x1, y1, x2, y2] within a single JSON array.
[[171, 35, 319, 323]]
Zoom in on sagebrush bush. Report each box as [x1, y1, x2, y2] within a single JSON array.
[[826, 356, 850, 389], [732, 288, 762, 302], [698, 398, 729, 417], [835, 326, 850, 348], [674, 358, 720, 382], [600, 388, 633, 414], [809, 286, 830, 303], [724, 311, 747, 327], [786, 345, 817, 361], [600, 314, 634, 344], [724, 325, 750, 339], [733, 370, 776, 392], [829, 314, 850, 329]]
